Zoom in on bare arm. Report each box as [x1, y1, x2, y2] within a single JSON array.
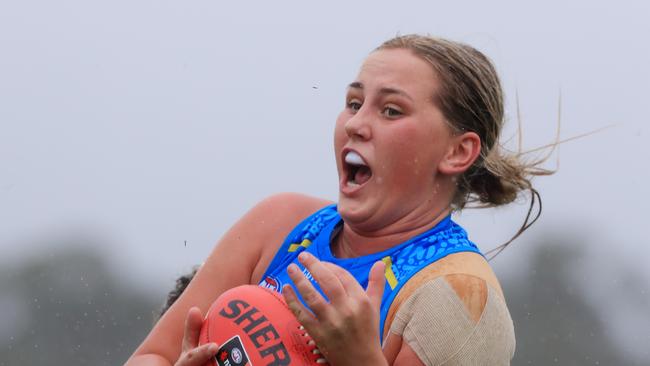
[[126, 193, 331, 365]]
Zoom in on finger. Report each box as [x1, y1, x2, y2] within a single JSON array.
[[286, 263, 330, 318], [181, 307, 204, 352], [177, 342, 219, 366], [366, 261, 386, 310], [282, 284, 319, 329], [322, 262, 366, 298], [297, 252, 347, 304]]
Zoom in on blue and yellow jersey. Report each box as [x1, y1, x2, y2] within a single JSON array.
[[258, 204, 482, 342]]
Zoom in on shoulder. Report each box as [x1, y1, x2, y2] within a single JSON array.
[[248, 192, 333, 219], [386, 253, 515, 365], [225, 192, 332, 249], [239, 192, 333, 250], [242, 193, 333, 281]]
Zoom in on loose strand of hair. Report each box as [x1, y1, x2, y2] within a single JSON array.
[[520, 124, 614, 155], [485, 188, 542, 261]]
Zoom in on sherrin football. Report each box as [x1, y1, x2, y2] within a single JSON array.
[[199, 285, 328, 366]]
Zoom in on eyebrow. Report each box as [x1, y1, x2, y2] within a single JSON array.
[[348, 82, 414, 102]]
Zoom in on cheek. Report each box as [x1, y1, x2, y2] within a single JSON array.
[[382, 125, 443, 182]]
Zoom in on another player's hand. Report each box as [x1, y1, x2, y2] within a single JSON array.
[[174, 307, 220, 366], [283, 252, 389, 366]]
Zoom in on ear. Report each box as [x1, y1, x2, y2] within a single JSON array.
[[438, 132, 481, 175]]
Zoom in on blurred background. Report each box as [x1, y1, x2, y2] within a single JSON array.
[[1, 0, 648, 364]]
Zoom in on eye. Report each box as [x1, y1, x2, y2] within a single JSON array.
[[347, 99, 362, 113], [382, 105, 403, 118]]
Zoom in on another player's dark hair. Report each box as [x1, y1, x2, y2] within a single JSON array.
[[157, 266, 199, 320]]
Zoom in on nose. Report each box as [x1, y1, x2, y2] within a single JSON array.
[[344, 110, 372, 141]]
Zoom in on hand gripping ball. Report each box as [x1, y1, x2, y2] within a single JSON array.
[[199, 285, 328, 366]]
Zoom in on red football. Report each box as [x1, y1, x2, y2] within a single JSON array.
[[199, 285, 328, 366]]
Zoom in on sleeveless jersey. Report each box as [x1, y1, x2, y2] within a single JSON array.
[[257, 204, 482, 342]]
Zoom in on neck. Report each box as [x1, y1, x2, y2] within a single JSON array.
[[332, 205, 451, 258]]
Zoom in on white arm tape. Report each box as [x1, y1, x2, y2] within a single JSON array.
[[389, 277, 515, 365]]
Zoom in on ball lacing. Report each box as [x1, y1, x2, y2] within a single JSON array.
[[298, 325, 328, 364]]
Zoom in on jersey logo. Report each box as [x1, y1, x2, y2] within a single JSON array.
[[260, 276, 282, 292]]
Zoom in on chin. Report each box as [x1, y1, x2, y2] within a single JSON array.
[[337, 195, 374, 227]]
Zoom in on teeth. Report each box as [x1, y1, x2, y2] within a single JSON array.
[[344, 151, 366, 166]]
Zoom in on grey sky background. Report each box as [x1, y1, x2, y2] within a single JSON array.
[[1, 0, 649, 359]]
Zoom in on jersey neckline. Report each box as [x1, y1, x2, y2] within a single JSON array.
[[315, 207, 454, 269]]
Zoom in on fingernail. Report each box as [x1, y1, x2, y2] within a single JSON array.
[[298, 252, 309, 261], [208, 343, 219, 353], [287, 263, 297, 274], [282, 284, 294, 299]]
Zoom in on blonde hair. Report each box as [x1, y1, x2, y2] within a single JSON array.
[[378, 35, 554, 256]]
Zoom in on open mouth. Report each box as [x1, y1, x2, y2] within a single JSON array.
[[344, 151, 373, 187]]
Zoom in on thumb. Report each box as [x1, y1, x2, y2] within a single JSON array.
[[366, 261, 386, 310], [181, 307, 205, 351]]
